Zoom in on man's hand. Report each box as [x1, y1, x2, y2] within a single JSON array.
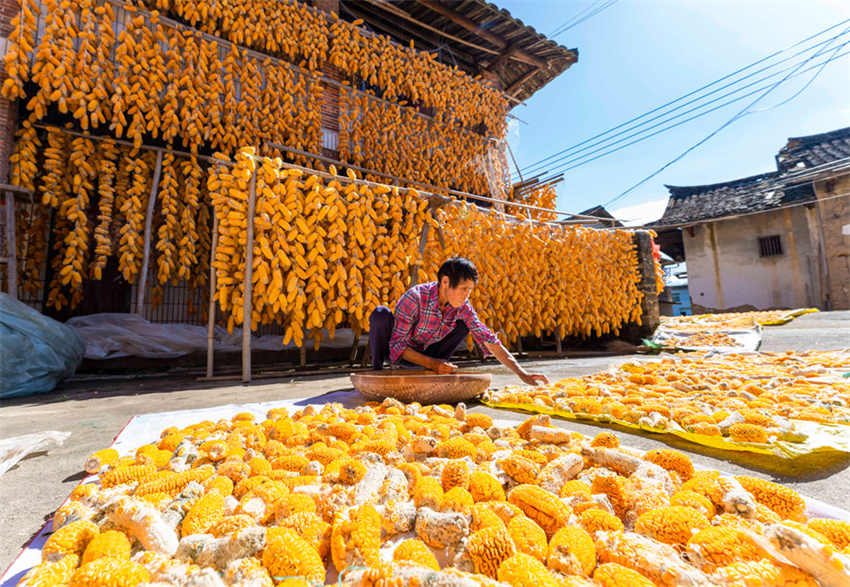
[[519, 372, 549, 386], [434, 360, 458, 374]]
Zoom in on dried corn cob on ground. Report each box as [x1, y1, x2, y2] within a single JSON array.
[[485, 350, 850, 456], [11, 399, 848, 586]]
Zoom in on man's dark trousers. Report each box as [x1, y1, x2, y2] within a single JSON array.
[[368, 306, 469, 370]]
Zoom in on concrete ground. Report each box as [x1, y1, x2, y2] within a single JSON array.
[[1, 310, 848, 570]]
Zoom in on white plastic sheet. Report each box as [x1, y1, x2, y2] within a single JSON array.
[[67, 313, 369, 359], [0, 431, 70, 477], [651, 325, 762, 352], [3, 394, 847, 586]]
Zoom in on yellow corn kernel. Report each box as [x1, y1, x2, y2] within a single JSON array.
[[467, 525, 517, 578], [807, 519, 850, 549], [686, 526, 762, 572], [43, 520, 99, 561], [634, 506, 710, 545], [413, 476, 443, 509], [100, 465, 156, 488], [441, 460, 470, 492], [508, 484, 572, 538], [579, 509, 624, 535], [69, 557, 150, 586], [18, 554, 79, 586], [182, 490, 225, 536], [507, 515, 548, 562], [593, 562, 654, 587], [547, 525, 596, 576], [392, 538, 439, 571], [262, 528, 325, 585], [469, 470, 505, 503], [84, 449, 119, 474], [81, 530, 131, 565], [497, 553, 560, 587], [735, 475, 806, 521], [642, 448, 693, 481]]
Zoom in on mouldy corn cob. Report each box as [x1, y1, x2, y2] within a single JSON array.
[[330, 504, 382, 572]]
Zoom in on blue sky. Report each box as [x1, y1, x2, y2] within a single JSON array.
[[497, 0, 850, 224]]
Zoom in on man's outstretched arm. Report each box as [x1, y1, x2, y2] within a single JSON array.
[[484, 341, 549, 386]]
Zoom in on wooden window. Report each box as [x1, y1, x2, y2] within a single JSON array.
[[758, 235, 783, 257]]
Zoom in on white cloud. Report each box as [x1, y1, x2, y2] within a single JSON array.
[[610, 198, 669, 226]]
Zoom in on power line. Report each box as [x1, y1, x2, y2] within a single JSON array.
[[602, 28, 848, 208], [511, 47, 850, 182], [550, 0, 618, 39], [514, 19, 850, 179], [549, 1, 608, 37], [517, 31, 850, 180]]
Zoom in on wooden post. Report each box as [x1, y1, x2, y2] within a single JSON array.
[[206, 213, 219, 379], [300, 345, 307, 367], [555, 333, 562, 354], [5, 191, 17, 299], [241, 170, 258, 383], [136, 149, 163, 317]]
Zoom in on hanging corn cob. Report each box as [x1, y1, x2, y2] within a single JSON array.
[[0, 0, 39, 100], [155, 153, 180, 285], [91, 139, 119, 281], [118, 151, 151, 284]]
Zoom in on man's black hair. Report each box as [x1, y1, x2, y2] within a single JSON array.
[[437, 257, 479, 288]]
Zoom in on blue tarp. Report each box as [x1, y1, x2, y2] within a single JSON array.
[[0, 293, 84, 399]]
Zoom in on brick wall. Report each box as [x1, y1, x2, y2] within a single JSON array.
[[0, 0, 20, 183], [815, 174, 850, 310]]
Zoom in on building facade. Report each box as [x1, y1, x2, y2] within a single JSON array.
[[651, 126, 850, 313]]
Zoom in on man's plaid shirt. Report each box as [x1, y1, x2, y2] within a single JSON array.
[[388, 281, 500, 363]]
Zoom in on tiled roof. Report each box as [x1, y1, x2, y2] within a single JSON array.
[[776, 126, 850, 171], [650, 126, 850, 227], [651, 173, 815, 227]]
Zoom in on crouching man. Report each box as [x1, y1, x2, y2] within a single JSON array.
[[368, 256, 549, 386]]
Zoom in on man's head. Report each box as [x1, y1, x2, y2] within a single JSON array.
[[437, 257, 478, 308]]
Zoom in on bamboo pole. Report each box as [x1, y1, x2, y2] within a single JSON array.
[[5, 191, 17, 299], [136, 149, 163, 317], [206, 213, 220, 378], [241, 170, 258, 383]]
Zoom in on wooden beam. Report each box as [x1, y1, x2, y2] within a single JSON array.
[[414, 0, 547, 68], [485, 46, 518, 73], [506, 67, 541, 97], [343, 2, 478, 70], [357, 0, 500, 57]]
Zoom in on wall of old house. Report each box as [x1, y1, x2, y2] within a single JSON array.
[[683, 206, 821, 313], [814, 173, 850, 310]]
